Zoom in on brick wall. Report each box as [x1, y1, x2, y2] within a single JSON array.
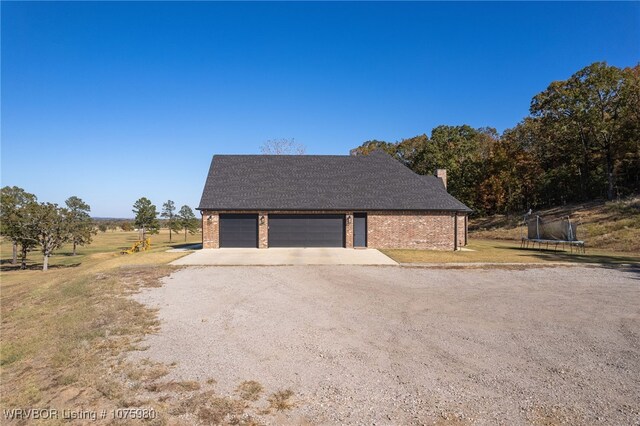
[[345, 212, 354, 248], [367, 211, 466, 250], [201, 209, 467, 251], [201, 211, 219, 249], [457, 214, 466, 248], [258, 212, 268, 249]]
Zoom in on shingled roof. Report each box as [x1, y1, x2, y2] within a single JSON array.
[[197, 151, 472, 212]]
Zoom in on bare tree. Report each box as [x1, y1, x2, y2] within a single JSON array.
[[260, 138, 306, 155]]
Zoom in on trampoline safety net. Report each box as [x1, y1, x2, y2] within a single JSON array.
[[526, 217, 579, 242]]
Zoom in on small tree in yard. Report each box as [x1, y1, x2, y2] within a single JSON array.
[[98, 223, 108, 233], [161, 200, 179, 242], [65, 196, 96, 255], [132, 197, 159, 240], [177, 205, 199, 241], [0, 186, 38, 266], [32, 203, 71, 271]]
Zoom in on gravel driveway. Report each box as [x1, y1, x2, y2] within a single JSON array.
[[132, 265, 639, 425]]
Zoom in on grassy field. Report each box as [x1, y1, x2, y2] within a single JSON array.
[[0, 229, 200, 384], [382, 238, 640, 265], [1, 228, 201, 271], [469, 196, 640, 253]]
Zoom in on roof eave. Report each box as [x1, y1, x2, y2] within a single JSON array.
[[197, 207, 473, 213]]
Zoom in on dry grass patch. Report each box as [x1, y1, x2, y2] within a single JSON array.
[[168, 390, 247, 420], [124, 359, 170, 382], [267, 389, 295, 411], [0, 250, 182, 417], [0, 230, 296, 425], [526, 404, 585, 425], [236, 380, 264, 401], [145, 380, 201, 393]]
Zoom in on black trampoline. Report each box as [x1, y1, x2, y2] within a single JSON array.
[[520, 215, 585, 253]]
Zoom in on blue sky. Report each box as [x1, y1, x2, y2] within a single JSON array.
[[2, 2, 638, 218]]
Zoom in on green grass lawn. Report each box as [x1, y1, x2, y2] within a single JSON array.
[[382, 239, 640, 265]]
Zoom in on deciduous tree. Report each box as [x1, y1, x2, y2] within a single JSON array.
[[31, 203, 71, 271], [531, 62, 633, 200], [65, 196, 95, 255], [410, 125, 495, 212], [0, 186, 38, 265], [350, 61, 639, 215]]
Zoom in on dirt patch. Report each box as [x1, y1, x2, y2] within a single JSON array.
[[131, 265, 640, 425]]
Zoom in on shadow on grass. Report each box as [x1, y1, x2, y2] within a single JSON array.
[[169, 242, 202, 250], [503, 246, 640, 266], [1, 262, 82, 272], [487, 244, 640, 279]]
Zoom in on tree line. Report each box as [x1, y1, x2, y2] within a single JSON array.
[[1, 187, 95, 270], [93, 217, 193, 234], [1, 187, 200, 271], [132, 197, 199, 242], [351, 62, 639, 215]]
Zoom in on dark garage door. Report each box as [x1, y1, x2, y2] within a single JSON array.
[[219, 214, 258, 248], [269, 214, 345, 247]]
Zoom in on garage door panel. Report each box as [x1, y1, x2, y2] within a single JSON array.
[[219, 214, 258, 248], [269, 214, 344, 247]]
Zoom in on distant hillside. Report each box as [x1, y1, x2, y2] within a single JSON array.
[[469, 196, 640, 252]]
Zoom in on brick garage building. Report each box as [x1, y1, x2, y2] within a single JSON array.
[[198, 151, 471, 250]]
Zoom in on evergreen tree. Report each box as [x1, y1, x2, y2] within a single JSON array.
[[132, 197, 159, 240], [161, 200, 178, 242], [177, 205, 199, 242]]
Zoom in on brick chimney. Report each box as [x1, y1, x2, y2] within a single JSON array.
[[436, 169, 447, 189]]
